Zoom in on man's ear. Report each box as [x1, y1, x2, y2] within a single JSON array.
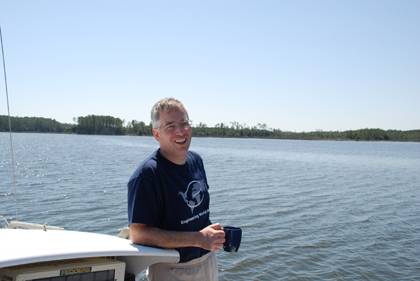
[[152, 128, 160, 141]]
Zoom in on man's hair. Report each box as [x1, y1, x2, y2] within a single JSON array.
[[151, 97, 189, 128]]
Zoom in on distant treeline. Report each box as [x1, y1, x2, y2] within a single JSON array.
[[0, 115, 73, 133], [1, 115, 420, 142]]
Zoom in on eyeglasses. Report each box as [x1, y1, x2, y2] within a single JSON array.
[[159, 120, 192, 133]]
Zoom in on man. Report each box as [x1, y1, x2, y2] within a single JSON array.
[[128, 98, 225, 281]]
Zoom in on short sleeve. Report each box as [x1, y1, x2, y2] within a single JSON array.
[[127, 168, 162, 226], [197, 154, 209, 189]]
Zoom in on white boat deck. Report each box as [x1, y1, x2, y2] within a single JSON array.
[[0, 229, 179, 274]]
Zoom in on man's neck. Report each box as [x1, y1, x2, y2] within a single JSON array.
[[159, 149, 187, 165]]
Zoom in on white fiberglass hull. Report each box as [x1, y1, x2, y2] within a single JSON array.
[[0, 229, 179, 274]]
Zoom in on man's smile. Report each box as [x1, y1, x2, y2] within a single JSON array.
[[175, 138, 187, 144]]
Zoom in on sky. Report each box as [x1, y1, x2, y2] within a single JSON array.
[[0, 0, 419, 132]]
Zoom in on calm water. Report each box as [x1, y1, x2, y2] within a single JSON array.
[[1, 133, 420, 280]]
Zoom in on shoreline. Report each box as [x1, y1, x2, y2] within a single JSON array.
[[1, 131, 419, 143]]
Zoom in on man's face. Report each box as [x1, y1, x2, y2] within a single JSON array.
[[152, 108, 192, 162]]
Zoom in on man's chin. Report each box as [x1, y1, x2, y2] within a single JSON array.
[[177, 144, 190, 152]]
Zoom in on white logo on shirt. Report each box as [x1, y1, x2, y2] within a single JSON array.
[[178, 180, 207, 213]]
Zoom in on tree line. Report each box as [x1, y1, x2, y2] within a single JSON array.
[[1, 115, 419, 142], [0, 115, 72, 133]]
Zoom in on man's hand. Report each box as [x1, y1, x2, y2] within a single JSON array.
[[199, 223, 226, 251]]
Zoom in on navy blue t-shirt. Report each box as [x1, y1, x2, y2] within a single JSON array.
[[127, 149, 211, 263]]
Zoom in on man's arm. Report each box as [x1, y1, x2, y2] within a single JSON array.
[[129, 223, 225, 252]]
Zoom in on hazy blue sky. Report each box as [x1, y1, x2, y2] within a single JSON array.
[[1, 1, 419, 131]]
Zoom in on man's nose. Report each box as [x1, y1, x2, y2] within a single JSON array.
[[174, 125, 185, 134]]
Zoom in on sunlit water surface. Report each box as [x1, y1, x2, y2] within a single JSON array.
[[1, 133, 419, 280]]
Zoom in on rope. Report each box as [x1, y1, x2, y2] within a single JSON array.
[[1, 25, 18, 220]]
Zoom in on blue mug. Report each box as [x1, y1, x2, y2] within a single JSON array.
[[223, 226, 242, 252]]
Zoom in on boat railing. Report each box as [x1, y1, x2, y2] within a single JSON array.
[[0, 215, 9, 228], [5, 220, 64, 230]]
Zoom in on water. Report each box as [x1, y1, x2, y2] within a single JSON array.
[[1, 133, 419, 280]]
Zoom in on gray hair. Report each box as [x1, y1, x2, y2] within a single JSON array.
[[151, 97, 189, 128]]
